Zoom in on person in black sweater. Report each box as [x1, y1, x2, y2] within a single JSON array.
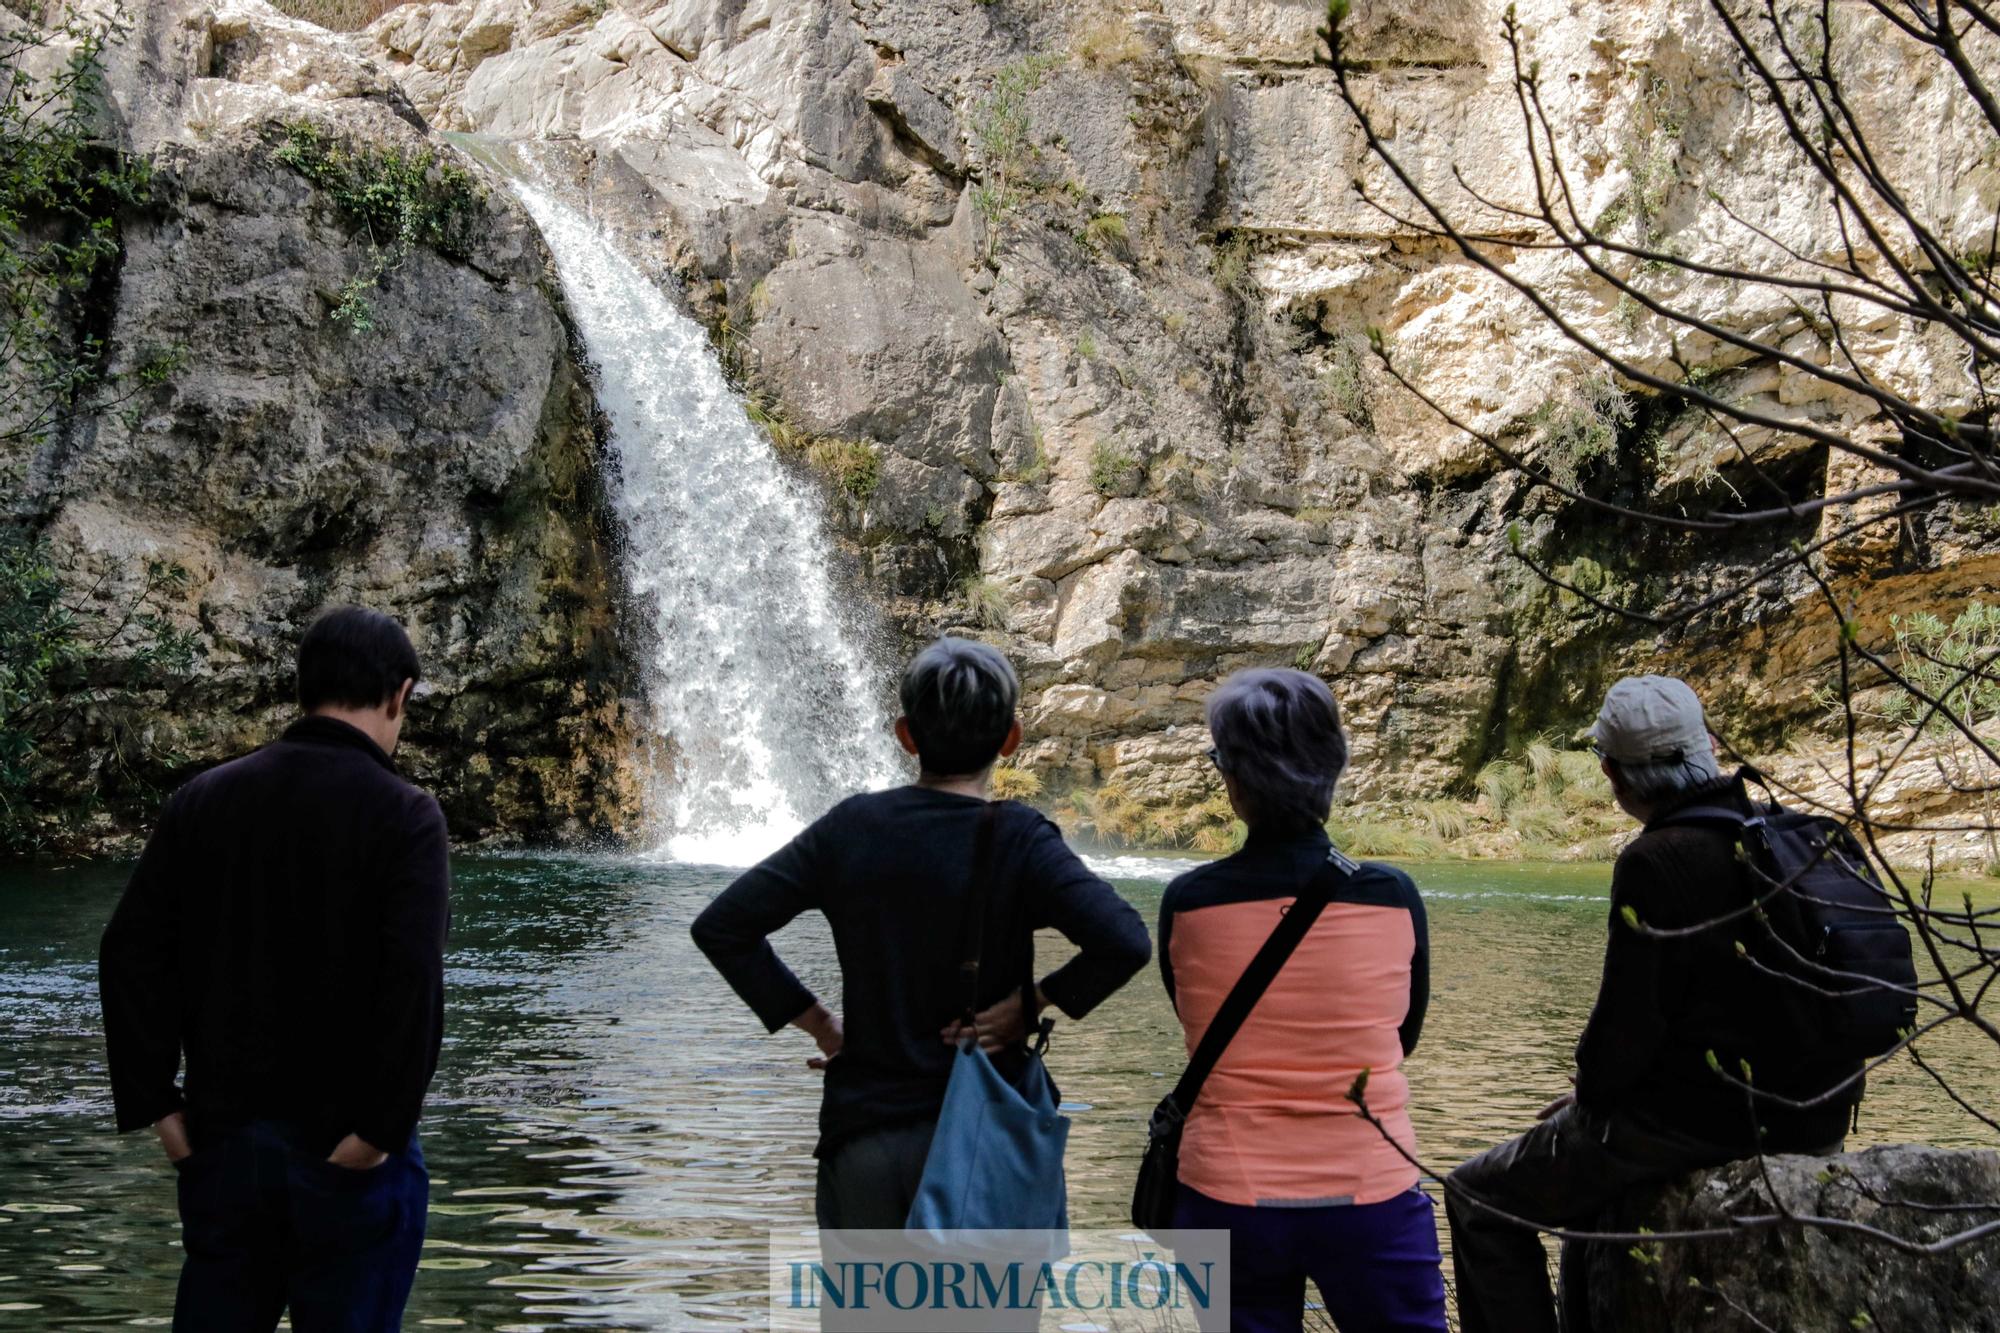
[[691, 638, 1151, 1227], [99, 606, 449, 1333], [1445, 676, 1863, 1333]]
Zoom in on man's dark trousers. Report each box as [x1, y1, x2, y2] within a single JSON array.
[[1443, 1104, 1737, 1333], [172, 1121, 428, 1333]]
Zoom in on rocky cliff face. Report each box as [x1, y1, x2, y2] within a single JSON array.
[[14, 0, 642, 849], [351, 0, 1999, 856]]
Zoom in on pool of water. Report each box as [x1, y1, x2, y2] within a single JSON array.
[[1, 853, 1991, 1328]]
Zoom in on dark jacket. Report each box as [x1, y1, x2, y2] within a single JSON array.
[[690, 787, 1151, 1156], [99, 716, 450, 1152], [1575, 780, 1861, 1150]]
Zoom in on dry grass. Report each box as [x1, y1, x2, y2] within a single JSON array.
[[273, 0, 411, 30], [990, 765, 1044, 802], [1075, 18, 1147, 69]]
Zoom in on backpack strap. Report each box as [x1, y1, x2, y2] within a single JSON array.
[[1651, 805, 1755, 830], [1164, 846, 1357, 1119]]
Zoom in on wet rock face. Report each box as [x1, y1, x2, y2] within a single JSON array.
[[362, 0, 2000, 840], [58, 0, 1985, 851], [23, 1, 641, 848], [1578, 1147, 2000, 1332]]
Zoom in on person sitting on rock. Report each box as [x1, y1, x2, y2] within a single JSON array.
[[1444, 674, 1864, 1333], [690, 636, 1151, 1229], [1158, 668, 1448, 1333]]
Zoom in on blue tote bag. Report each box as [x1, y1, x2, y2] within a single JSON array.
[[906, 802, 1071, 1250]]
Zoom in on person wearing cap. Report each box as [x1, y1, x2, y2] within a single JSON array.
[[1443, 675, 1864, 1333]]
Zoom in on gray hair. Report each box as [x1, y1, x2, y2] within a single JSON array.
[[1206, 668, 1349, 829], [898, 638, 1020, 776], [1609, 750, 1723, 804]]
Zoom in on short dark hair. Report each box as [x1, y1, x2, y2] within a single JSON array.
[[899, 638, 1019, 777], [296, 606, 421, 712], [1206, 668, 1348, 829]]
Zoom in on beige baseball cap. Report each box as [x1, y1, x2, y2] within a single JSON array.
[[1587, 675, 1710, 765]]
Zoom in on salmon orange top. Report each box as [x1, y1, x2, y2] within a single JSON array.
[[1158, 827, 1429, 1207]]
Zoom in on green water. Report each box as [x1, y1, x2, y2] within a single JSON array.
[[0, 855, 1990, 1328]]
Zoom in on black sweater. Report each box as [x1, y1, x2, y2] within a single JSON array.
[[99, 717, 450, 1152], [690, 787, 1151, 1156], [1575, 784, 1861, 1150]]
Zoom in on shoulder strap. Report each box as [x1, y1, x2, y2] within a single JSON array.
[[1651, 805, 1753, 830], [1167, 846, 1356, 1115], [957, 800, 1005, 1024]]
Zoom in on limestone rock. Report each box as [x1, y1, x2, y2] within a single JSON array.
[[20, 0, 641, 848], [128, 0, 2000, 852], [1581, 1146, 2000, 1332]]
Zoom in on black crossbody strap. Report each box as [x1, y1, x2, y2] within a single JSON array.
[[1167, 848, 1354, 1113], [957, 800, 1005, 1024]]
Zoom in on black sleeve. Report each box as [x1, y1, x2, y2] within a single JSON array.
[[99, 795, 188, 1133], [353, 790, 451, 1153], [1574, 844, 1671, 1110], [690, 817, 826, 1032], [1018, 811, 1151, 1019], [1398, 875, 1430, 1057], [1156, 889, 1178, 1010]]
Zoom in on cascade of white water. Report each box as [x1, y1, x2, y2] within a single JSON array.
[[508, 179, 906, 866]]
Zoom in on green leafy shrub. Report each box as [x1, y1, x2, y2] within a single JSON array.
[[0, 5, 164, 484], [969, 53, 1059, 253], [271, 121, 485, 330], [0, 534, 197, 853]]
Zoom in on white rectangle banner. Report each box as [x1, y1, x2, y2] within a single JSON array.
[[766, 1228, 1233, 1331]]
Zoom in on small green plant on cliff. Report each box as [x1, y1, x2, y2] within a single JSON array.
[[999, 434, 1050, 485], [1212, 231, 1255, 295], [0, 533, 198, 853], [1089, 439, 1138, 494], [960, 576, 1010, 630], [744, 395, 808, 452], [805, 438, 881, 502], [1082, 211, 1129, 255], [271, 120, 484, 331], [1595, 73, 1684, 248], [1530, 374, 1633, 488], [1321, 330, 1373, 427], [0, 5, 170, 485], [969, 53, 1059, 252]]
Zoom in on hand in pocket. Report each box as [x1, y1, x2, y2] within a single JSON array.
[[326, 1133, 389, 1171]]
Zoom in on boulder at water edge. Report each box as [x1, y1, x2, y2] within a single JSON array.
[[1578, 1145, 2000, 1331]]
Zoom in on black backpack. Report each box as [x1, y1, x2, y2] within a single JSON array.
[[1656, 786, 1918, 1062]]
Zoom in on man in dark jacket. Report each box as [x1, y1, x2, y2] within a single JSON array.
[[1444, 676, 1862, 1333], [99, 605, 449, 1333]]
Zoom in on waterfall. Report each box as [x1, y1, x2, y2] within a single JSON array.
[[508, 179, 906, 866]]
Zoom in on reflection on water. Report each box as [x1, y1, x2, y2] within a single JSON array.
[[1, 855, 1992, 1327]]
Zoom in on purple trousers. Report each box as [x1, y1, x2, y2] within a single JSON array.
[[1172, 1182, 1450, 1333]]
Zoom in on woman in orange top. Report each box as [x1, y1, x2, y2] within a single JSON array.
[[1160, 668, 1447, 1333]]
